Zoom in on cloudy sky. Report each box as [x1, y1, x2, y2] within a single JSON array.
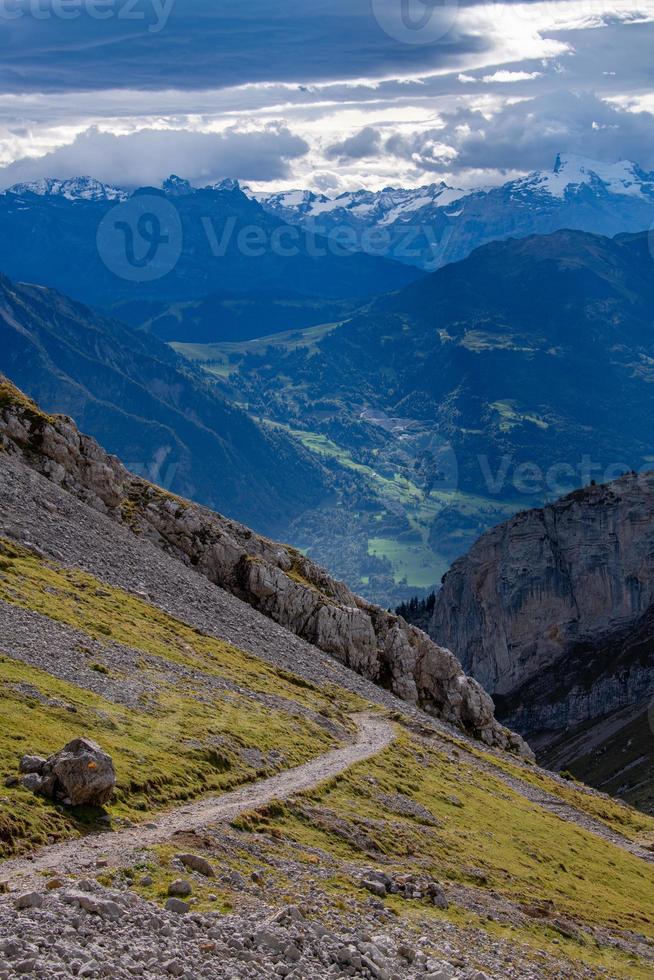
[[1, 0, 654, 193]]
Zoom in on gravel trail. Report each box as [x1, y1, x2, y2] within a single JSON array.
[[1, 713, 395, 889], [1, 459, 650, 877]]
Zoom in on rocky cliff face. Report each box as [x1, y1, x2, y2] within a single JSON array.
[[0, 376, 530, 757], [431, 474, 654, 695], [429, 474, 654, 807]]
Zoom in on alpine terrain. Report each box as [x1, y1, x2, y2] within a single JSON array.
[[5, 0, 654, 973], [0, 176, 420, 330], [0, 377, 653, 980], [181, 227, 654, 605], [0, 272, 332, 536]]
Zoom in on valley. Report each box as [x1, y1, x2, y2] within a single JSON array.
[[176, 331, 521, 604], [174, 227, 654, 605], [4, 0, 654, 974], [5, 166, 654, 607]]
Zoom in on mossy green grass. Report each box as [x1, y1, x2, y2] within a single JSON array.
[[0, 537, 363, 713], [467, 740, 654, 844], [0, 538, 363, 858], [231, 733, 654, 978]]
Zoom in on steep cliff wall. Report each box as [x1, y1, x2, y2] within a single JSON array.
[[431, 475, 654, 695], [429, 474, 654, 806], [0, 375, 531, 757]]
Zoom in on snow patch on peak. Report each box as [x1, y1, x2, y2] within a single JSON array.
[[209, 178, 241, 192], [518, 154, 654, 200], [162, 174, 193, 196], [256, 182, 471, 227], [4, 176, 127, 201], [251, 187, 330, 217]]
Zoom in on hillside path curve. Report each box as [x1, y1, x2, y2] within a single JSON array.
[[1, 713, 395, 889]]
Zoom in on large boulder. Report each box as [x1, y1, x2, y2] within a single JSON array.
[[20, 738, 116, 806]]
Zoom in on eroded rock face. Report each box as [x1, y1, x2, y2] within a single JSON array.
[[429, 474, 654, 793], [431, 474, 654, 697], [0, 376, 532, 757]]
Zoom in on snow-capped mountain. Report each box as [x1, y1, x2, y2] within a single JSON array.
[[508, 153, 654, 201], [2, 156, 653, 272], [254, 181, 471, 230], [0, 172, 419, 310], [3, 176, 127, 201], [161, 174, 194, 196], [256, 155, 654, 270]]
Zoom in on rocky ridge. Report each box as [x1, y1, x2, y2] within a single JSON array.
[[0, 376, 529, 757]]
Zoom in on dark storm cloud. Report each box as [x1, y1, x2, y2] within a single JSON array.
[[326, 127, 382, 161], [382, 92, 654, 175], [2, 2, 654, 188], [0, 0, 489, 94], [0, 125, 310, 187]]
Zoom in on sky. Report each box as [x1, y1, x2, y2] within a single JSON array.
[[1, 0, 654, 193]]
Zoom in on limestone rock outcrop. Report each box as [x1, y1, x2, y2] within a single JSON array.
[[431, 473, 654, 696], [429, 473, 654, 805]]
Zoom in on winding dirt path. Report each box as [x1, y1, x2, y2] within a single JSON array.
[[1, 713, 395, 889]]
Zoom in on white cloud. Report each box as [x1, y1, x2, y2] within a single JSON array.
[[0, 124, 309, 188], [482, 71, 542, 84], [0, 0, 654, 193]]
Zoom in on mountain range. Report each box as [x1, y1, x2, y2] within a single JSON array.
[[255, 154, 654, 271], [0, 175, 419, 329], [4, 207, 654, 606], [14, 153, 651, 282], [4, 175, 654, 815], [4, 154, 654, 346], [2, 158, 654, 964]]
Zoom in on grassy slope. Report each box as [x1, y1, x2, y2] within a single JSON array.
[[0, 538, 362, 857], [1, 539, 654, 976], [171, 321, 343, 377], [471, 742, 654, 844], [230, 733, 654, 978]]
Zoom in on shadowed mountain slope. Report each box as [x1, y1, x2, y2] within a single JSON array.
[[0, 274, 331, 534]]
